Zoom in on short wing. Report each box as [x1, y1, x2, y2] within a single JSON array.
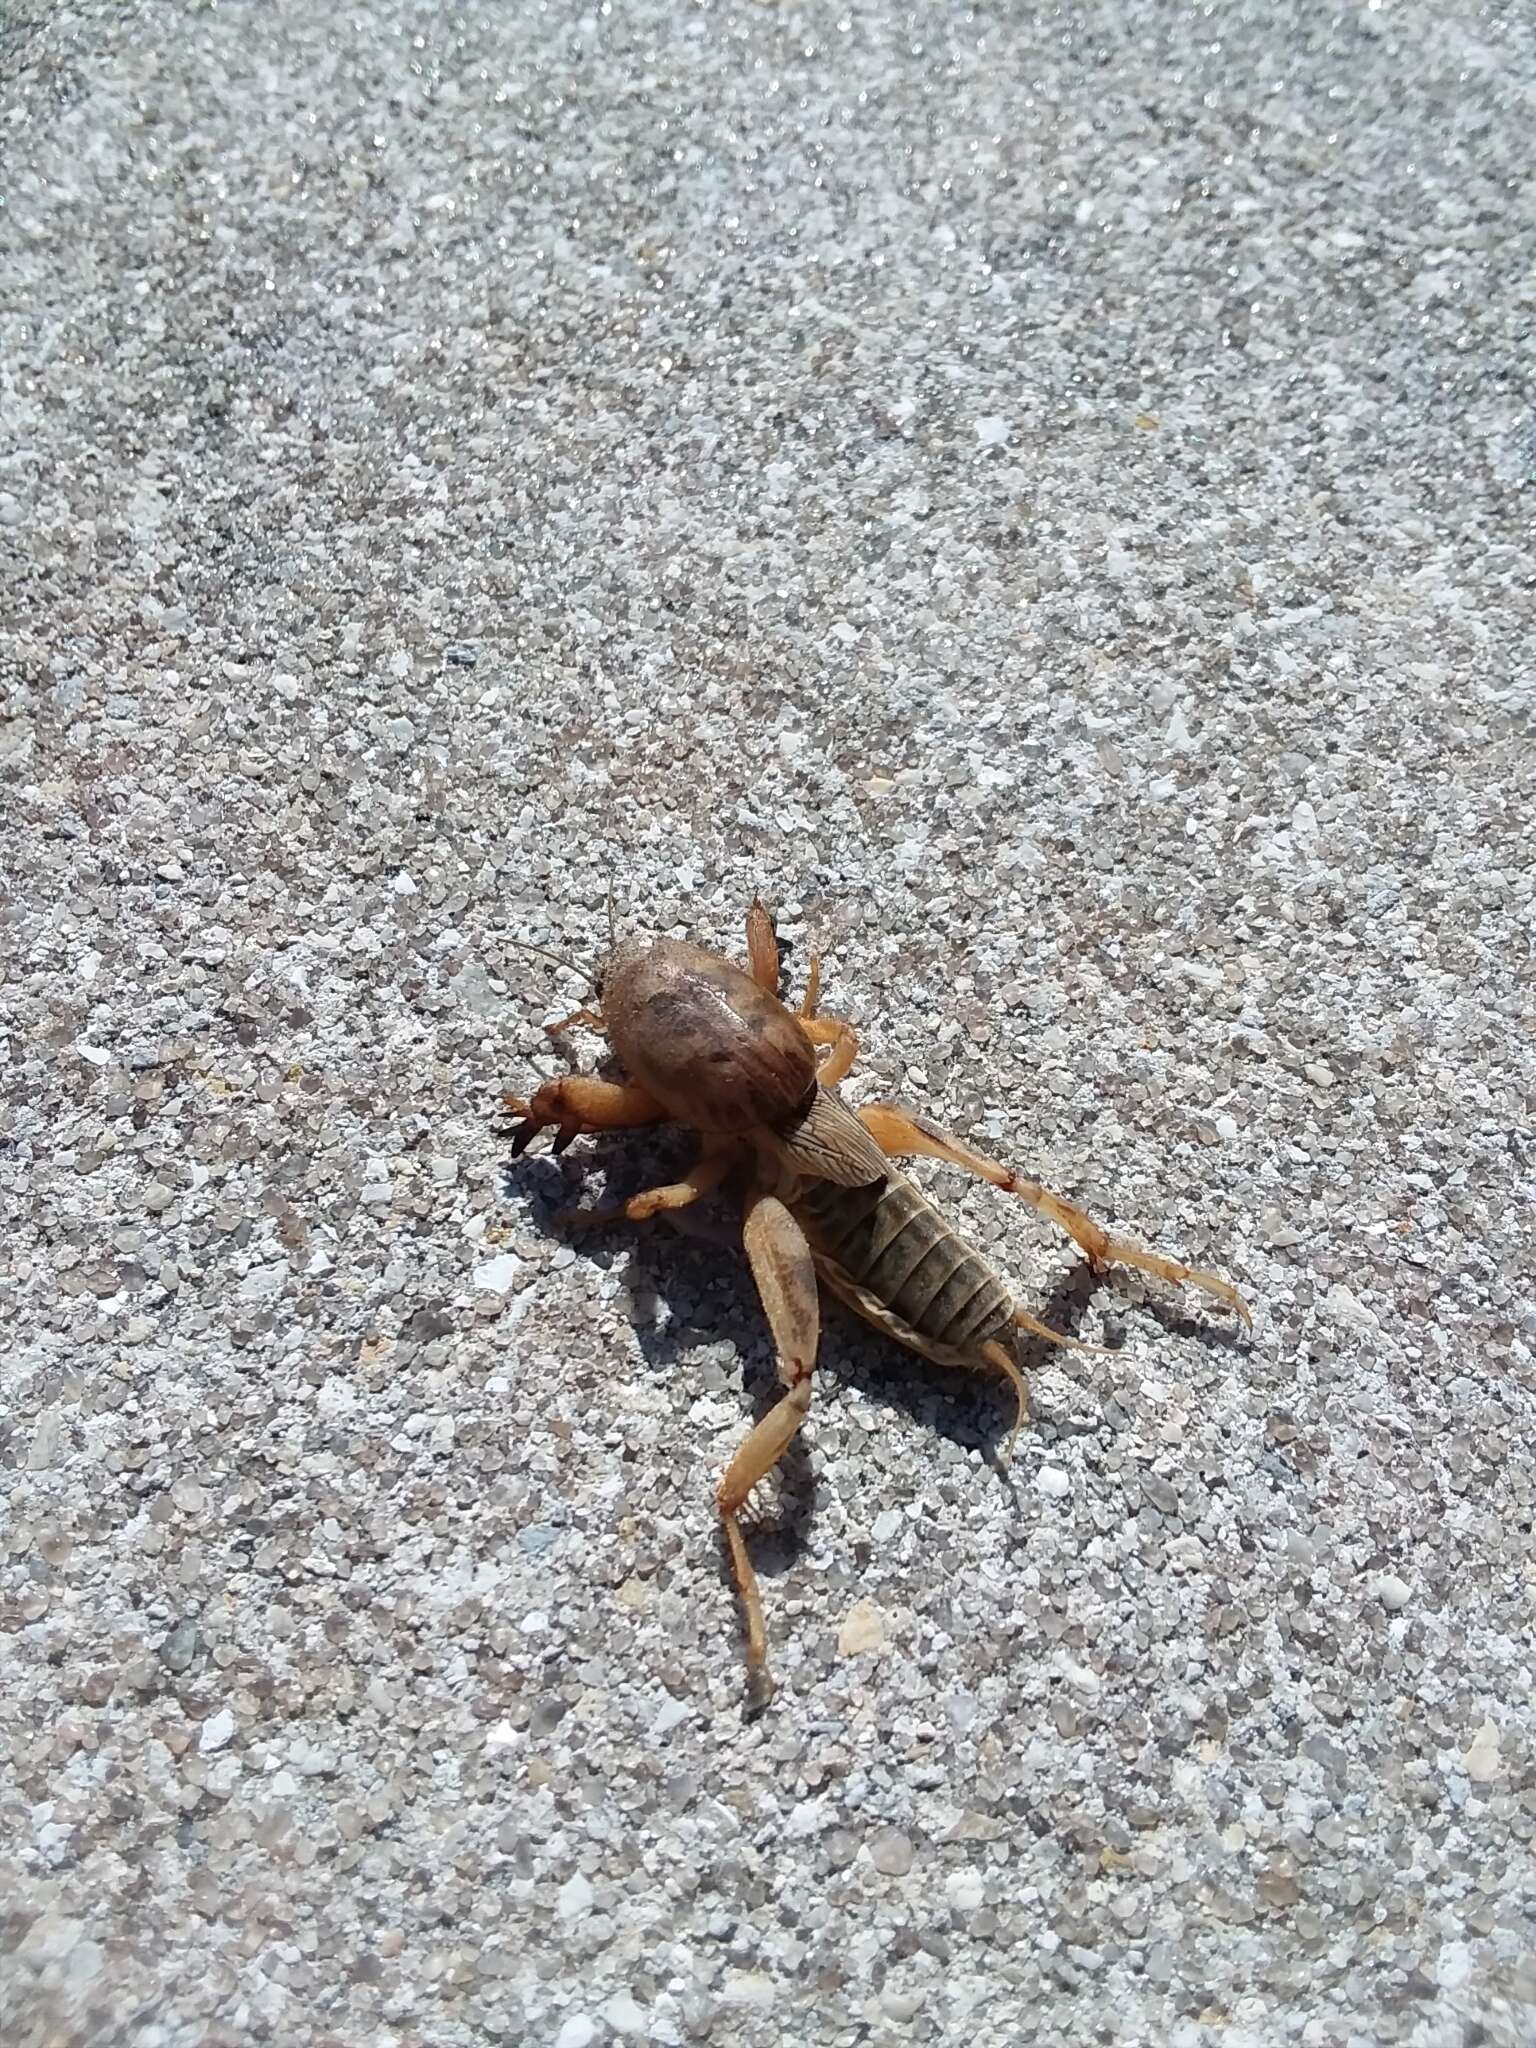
[[763, 1085, 890, 1188]]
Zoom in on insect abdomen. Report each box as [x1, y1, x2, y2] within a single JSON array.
[[797, 1170, 1011, 1353]]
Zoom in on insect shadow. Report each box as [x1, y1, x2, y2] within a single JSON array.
[[502, 1131, 1119, 1591]]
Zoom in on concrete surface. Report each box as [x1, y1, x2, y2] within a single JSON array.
[[3, 1, 1534, 2044]]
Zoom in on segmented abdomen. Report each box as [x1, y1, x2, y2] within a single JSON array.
[[795, 1167, 1012, 1355]]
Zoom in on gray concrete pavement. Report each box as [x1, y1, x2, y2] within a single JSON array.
[[3, 3, 1534, 2043]]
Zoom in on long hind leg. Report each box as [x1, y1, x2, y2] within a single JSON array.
[[716, 1189, 821, 1683], [856, 1103, 1251, 1325]]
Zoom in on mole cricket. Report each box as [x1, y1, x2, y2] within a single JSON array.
[[499, 901, 1250, 1689]]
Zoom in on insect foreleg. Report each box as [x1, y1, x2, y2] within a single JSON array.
[[498, 1075, 665, 1155]]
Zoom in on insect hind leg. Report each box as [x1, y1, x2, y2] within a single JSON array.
[[716, 1190, 821, 1684], [857, 1102, 1251, 1325]]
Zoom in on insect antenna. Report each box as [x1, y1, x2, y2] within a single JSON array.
[[504, 938, 600, 998]]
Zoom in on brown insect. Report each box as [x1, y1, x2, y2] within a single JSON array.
[[500, 902, 1250, 1689]]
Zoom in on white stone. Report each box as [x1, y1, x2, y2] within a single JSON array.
[[837, 1600, 885, 1656], [1323, 1283, 1377, 1329], [199, 1708, 236, 1754], [1463, 1719, 1501, 1784], [651, 1697, 690, 1737], [473, 1253, 524, 1293], [1435, 1941, 1473, 1990], [1166, 704, 1195, 754]]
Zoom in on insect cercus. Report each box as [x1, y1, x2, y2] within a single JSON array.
[[499, 901, 1250, 1694]]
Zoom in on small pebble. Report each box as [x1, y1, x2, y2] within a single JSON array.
[[473, 1253, 524, 1293], [198, 1708, 235, 1754], [1463, 1720, 1502, 1785], [837, 1601, 885, 1657], [26, 1408, 63, 1471], [881, 1986, 923, 2022], [1324, 1283, 1379, 1330], [651, 1697, 690, 1737], [158, 1620, 200, 1673], [867, 1828, 915, 1878], [603, 1994, 647, 2036]]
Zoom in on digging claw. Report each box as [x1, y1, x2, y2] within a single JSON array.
[[550, 1124, 580, 1156], [508, 1121, 540, 1157]]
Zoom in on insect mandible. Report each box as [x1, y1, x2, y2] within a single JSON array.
[[499, 901, 1251, 1691]]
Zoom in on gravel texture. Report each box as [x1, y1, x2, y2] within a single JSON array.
[[3, 2, 1535, 2044]]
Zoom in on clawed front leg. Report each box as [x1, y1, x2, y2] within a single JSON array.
[[857, 1102, 1252, 1325], [497, 1074, 666, 1156]]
